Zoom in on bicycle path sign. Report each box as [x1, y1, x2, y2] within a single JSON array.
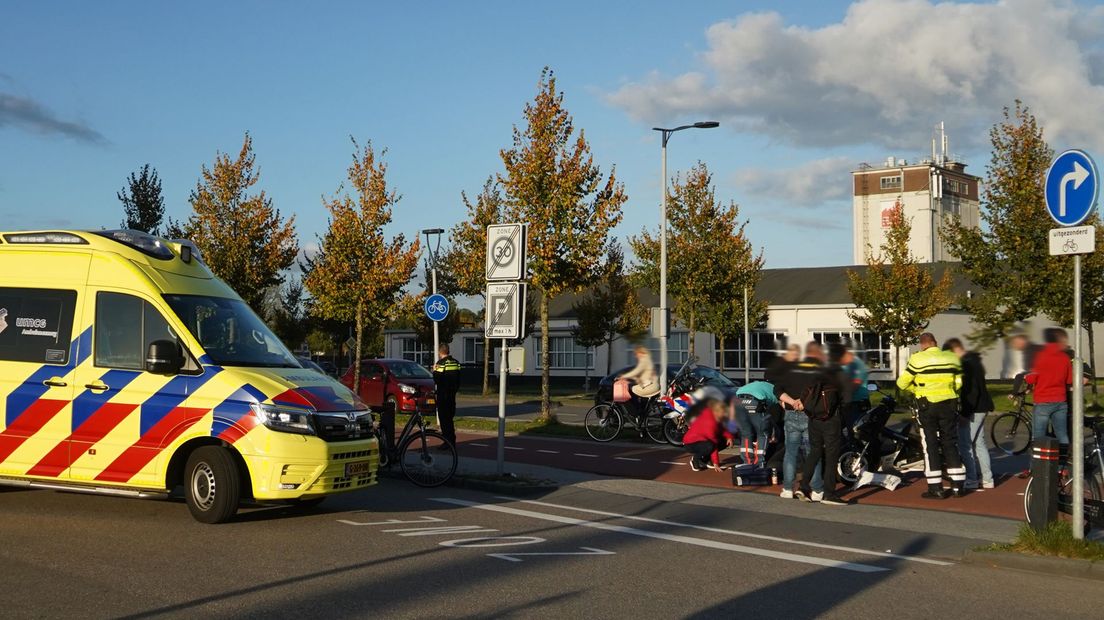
[[1045, 150, 1098, 227], [486, 223, 527, 281], [424, 293, 450, 322]]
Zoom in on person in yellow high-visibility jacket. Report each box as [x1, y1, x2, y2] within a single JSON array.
[[897, 332, 966, 499]]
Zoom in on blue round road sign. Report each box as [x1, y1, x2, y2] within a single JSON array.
[[424, 294, 450, 322], [1045, 149, 1099, 226]]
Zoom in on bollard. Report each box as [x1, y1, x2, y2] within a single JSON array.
[[1027, 437, 1060, 531]]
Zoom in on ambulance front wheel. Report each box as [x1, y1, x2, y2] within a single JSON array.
[[184, 446, 242, 524]]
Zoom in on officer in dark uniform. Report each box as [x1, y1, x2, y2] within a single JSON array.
[[431, 344, 461, 446]]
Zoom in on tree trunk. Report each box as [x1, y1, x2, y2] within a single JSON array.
[[353, 300, 363, 390], [482, 336, 491, 396], [687, 310, 695, 359], [605, 336, 614, 376], [540, 294, 554, 421], [718, 335, 725, 371]]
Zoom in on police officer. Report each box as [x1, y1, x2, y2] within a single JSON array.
[[431, 344, 461, 446], [897, 333, 965, 499]]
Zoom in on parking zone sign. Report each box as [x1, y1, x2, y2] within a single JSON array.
[[485, 282, 525, 339]]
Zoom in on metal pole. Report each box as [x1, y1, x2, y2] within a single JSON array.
[[496, 340, 508, 476], [659, 134, 669, 395], [1072, 253, 1085, 538], [431, 267, 440, 358], [743, 286, 751, 384]]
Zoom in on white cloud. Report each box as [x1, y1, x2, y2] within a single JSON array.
[[735, 155, 855, 207], [608, 0, 1104, 152]]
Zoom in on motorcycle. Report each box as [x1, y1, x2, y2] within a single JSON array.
[[837, 383, 926, 484], [658, 358, 711, 446]]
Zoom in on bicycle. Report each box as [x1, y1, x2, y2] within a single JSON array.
[[375, 407, 457, 487], [990, 392, 1033, 456], [584, 398, 666, 444], [1024, 416, 1104, 535]]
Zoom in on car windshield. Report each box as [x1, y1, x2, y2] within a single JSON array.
[[389, 361, 433, 379], [164, 294, 298, 368], [692, 366, 737, 387]]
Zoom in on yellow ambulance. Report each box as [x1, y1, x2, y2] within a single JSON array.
[[0, 230, 378, 523]]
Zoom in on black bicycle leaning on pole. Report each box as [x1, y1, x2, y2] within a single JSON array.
[[1024, 416, 1104, 535], [374, 407, 457, 487], [989, 388, 1034, 456]]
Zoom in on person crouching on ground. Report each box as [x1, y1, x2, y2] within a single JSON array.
[[683, 398, 734, 472]]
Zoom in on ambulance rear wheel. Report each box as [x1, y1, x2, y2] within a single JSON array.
[[184, 446, 241, 524]]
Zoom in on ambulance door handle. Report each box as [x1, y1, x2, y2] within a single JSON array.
[[84, 381, 109, 392], [42, 378, 68, 388]]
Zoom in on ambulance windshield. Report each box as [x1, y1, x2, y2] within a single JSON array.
[[164, 294, 299, 368]]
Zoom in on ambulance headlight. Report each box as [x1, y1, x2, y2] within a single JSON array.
[[251, 403, 314, 435]]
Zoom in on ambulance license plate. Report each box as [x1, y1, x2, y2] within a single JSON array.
[[344, 461, 373, 477]]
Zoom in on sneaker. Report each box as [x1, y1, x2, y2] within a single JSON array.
[[820, 494, 848, 506], [779, 488, 794, 500], [810, 490, 824, 503], [921, 488, 947, 500], [706, 462, 721, 471], [794, 489, 807, 501], [690, 459, 705, 472], [950, 487, 964, 498], [964, 480, 979, 490], [982, 480, 995, 489]]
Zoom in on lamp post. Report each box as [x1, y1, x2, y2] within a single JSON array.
[[422, 228, 445, 359], [652, 121, 719, 393]]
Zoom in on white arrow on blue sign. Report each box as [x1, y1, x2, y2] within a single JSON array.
[[424, 294, 450, 322], [1045, 150, 1099, 226]]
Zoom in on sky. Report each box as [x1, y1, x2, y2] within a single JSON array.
[[3, 0, 1104, 289]]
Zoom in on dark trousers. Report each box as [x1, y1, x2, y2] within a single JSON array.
[[380, 405, 396, 458], [685, 440, 718, 466], [437, 391, 458, 445], [843, 400, 870, 439], [917, 399, 965, 488], [802, 415, 841, 495]]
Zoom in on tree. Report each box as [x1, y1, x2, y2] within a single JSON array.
[[180, 133, 298, 311], [441, 177, 503, 395], [629, 162, 761, 358], [303, 139, 420, 391], [571, 242, 648, 377], [848, 205, 954, 378], [942, 102, 1055, 345], [265, 278, 308, 351], [118, 164, 165, 234], [499, 68, 626, 420]]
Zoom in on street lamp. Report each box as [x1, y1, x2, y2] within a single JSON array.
[[422, 228, 445, 359], [652, 121, 719, 393]]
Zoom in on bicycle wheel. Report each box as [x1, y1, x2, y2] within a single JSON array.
[[644, 414, 667, 444], [663, 417, 687, 446], [990, 412, 1031, 456], [585, 404, 622, 442], [375, 429, 391, 469], [398, 430, 457, 487], [1024, 474, 1100, 535]]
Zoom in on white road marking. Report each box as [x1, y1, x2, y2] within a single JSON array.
[[574, 453, 599, 458], [614, 457, 642, 462], [432, 498, 888, 573], [503, 498, 952, 567], [488, 547, 616, 562], [468, 443, 489, 447], [661, 461, 686, 466], [383, 525, 499, 536], [338, 516, 446, 526], [537, 449, 560, 454], [504, 446, 524, 451]]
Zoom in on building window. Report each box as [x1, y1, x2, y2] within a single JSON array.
[[943, 178, 968, 194], [536, 336, 593, 369], [880, 175, 901, 190], [463, 336, 484, 364], [812, 331, 892, 370], [626, 332, 690, 367], [399, 337, 431, 367], [713, 331, 788, 370]]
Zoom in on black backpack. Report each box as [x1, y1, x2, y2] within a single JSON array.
[[801, 374, 841, 421]]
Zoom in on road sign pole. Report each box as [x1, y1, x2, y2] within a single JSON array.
[[432, 267, 439, 357], [497, 339, 508, 476], [1072, 253, 1085, 539]]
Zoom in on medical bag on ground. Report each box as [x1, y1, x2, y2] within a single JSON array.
[[732, 463, 772, 487]]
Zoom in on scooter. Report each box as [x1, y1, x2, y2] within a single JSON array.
[[838, 384, 926, 484]]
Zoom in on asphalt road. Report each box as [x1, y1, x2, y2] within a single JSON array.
[[3, 479, 1102, 619]]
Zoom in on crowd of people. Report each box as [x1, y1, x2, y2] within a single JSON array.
[[658, 328, 1084, 505]]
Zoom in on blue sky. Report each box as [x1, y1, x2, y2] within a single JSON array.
[[3, 0, 1103, 289]]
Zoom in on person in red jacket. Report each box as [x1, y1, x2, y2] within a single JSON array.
[[683, 398, 734, 471], [1026, 328, 1072, 448]]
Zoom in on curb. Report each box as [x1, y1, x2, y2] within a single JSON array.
[[962, 549, 1104, 581]]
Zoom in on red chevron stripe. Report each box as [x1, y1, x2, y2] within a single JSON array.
[[94, 406, 208, 484], [0, 399, 68, 465], [26, 402, 137, 478], [217, 414, 258, 445]]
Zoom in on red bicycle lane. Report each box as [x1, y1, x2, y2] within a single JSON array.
[[452, 430, 1027, 521]]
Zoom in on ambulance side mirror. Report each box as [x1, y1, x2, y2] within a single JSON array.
[[146, 340, 183, 375]]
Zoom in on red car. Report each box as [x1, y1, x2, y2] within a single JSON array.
[[340, 358, 437, 415]]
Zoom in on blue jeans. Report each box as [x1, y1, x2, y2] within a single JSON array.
[[957, 412, 993, 485], [783, 410, 823, 492], [1033, 401, 1070, 446], [735, 399, 772, 462]]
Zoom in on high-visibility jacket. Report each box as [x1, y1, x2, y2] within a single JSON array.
[[897, 346, 962, 403], [432, 355, 462, 394]]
